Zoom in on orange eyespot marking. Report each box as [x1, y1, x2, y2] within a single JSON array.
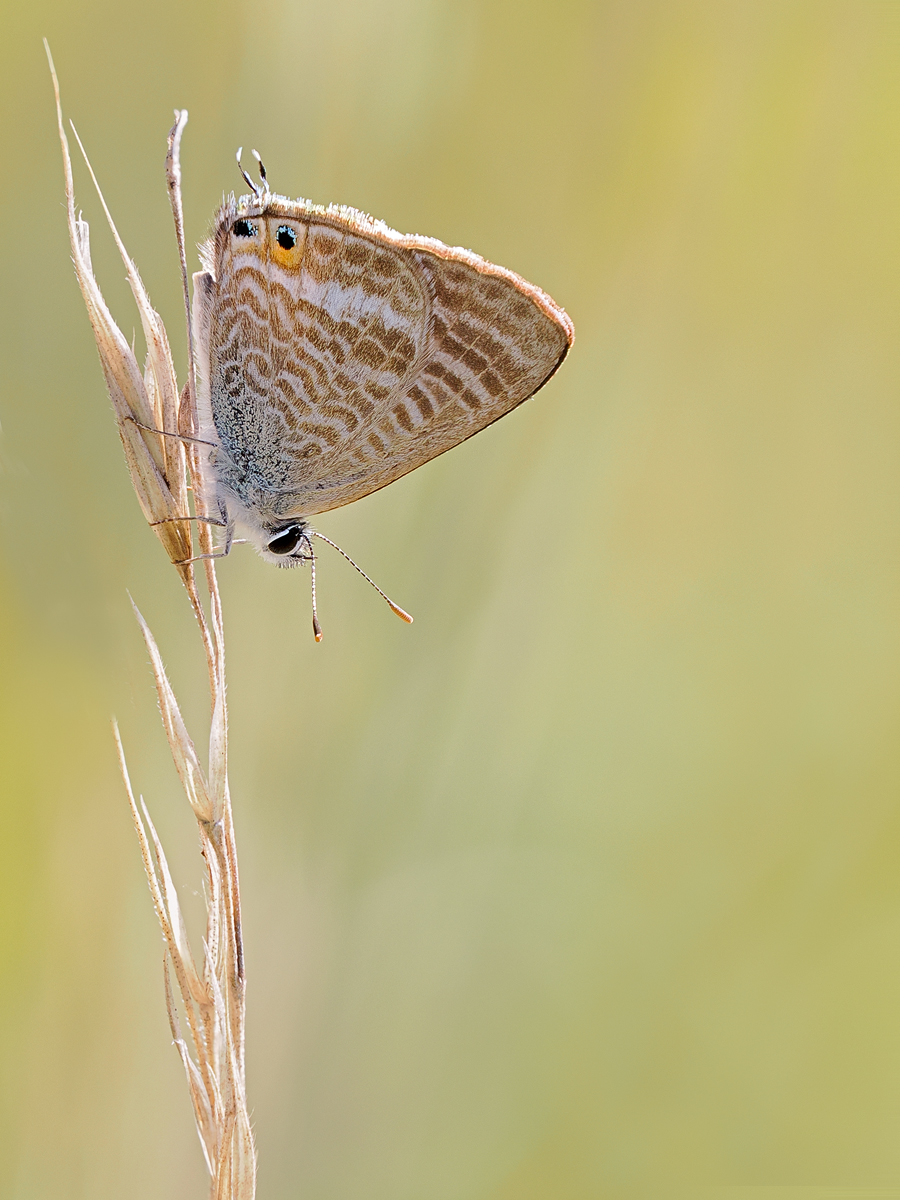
[[267, 219, 307, 268]]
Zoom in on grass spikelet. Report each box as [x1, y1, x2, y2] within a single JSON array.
[[48, 41, 256, 1198]]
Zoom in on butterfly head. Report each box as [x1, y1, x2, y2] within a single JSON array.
[[245, 518, 414, 636], [260, 521, 313, 568]]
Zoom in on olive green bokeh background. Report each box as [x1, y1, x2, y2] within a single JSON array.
[[2, 1, 900, 1197]]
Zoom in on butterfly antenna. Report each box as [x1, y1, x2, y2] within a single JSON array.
[[235, 147, 260, 197], [310, 532, 413, 625], [309, 545, 323, 642]]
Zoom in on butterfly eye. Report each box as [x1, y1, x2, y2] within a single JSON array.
[[232, 219, 258, 238], [276, 225, 297, 250], [266, 525, 304, 555]]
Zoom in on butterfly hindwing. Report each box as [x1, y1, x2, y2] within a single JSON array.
[[195, 196, 573, 527]]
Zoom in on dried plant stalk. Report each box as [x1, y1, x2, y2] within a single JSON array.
[[47, 43, 256, 1199]]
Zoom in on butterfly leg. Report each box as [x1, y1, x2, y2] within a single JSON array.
[[172, 515, 238, 565], [173, 547, 235, 564], [125, 414, 216, 448], [150, 514, 227, 527]]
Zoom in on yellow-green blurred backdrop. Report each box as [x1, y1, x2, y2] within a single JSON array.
[[2, 2, 900, 1197]]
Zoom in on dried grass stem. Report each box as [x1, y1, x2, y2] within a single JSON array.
[[47, 41, 256, 1199]]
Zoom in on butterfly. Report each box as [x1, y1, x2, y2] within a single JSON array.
[[191, 158, 574, 585]]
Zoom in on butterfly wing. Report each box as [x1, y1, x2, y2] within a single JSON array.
[[196, 199, 573, 528], [301, 228, 573, 514]]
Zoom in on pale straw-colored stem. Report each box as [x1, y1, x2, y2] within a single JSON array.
[[47, 41, 256, 1198]]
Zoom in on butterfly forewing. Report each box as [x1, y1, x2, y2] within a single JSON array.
[[194, 195, 573, 531]]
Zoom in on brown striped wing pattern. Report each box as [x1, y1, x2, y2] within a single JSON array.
[[193, 194, 573, 538]]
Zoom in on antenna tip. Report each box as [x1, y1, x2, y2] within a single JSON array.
[[389, 601, 414, 624], [313, 614, 323, 642]]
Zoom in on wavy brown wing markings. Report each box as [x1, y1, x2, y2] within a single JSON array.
[[258, 273, 349, 448], [206, 202, 571, 520], [280, 248, 571, 514], [301, 227, 427, 424], [210, 256, 318, 492], [210, 218, 429, 487], [268, 223, 431, 491], [214, 251, 352, 464]]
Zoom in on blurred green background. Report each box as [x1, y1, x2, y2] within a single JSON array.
[[2, 1, 900, 1197]]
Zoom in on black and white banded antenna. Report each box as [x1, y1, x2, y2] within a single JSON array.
[[308, 530, 413, 640]]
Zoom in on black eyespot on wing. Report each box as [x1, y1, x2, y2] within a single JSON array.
[[267, 525, 304, 555], [233, 219, 258, 238], [276, 225, 297, 250]]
